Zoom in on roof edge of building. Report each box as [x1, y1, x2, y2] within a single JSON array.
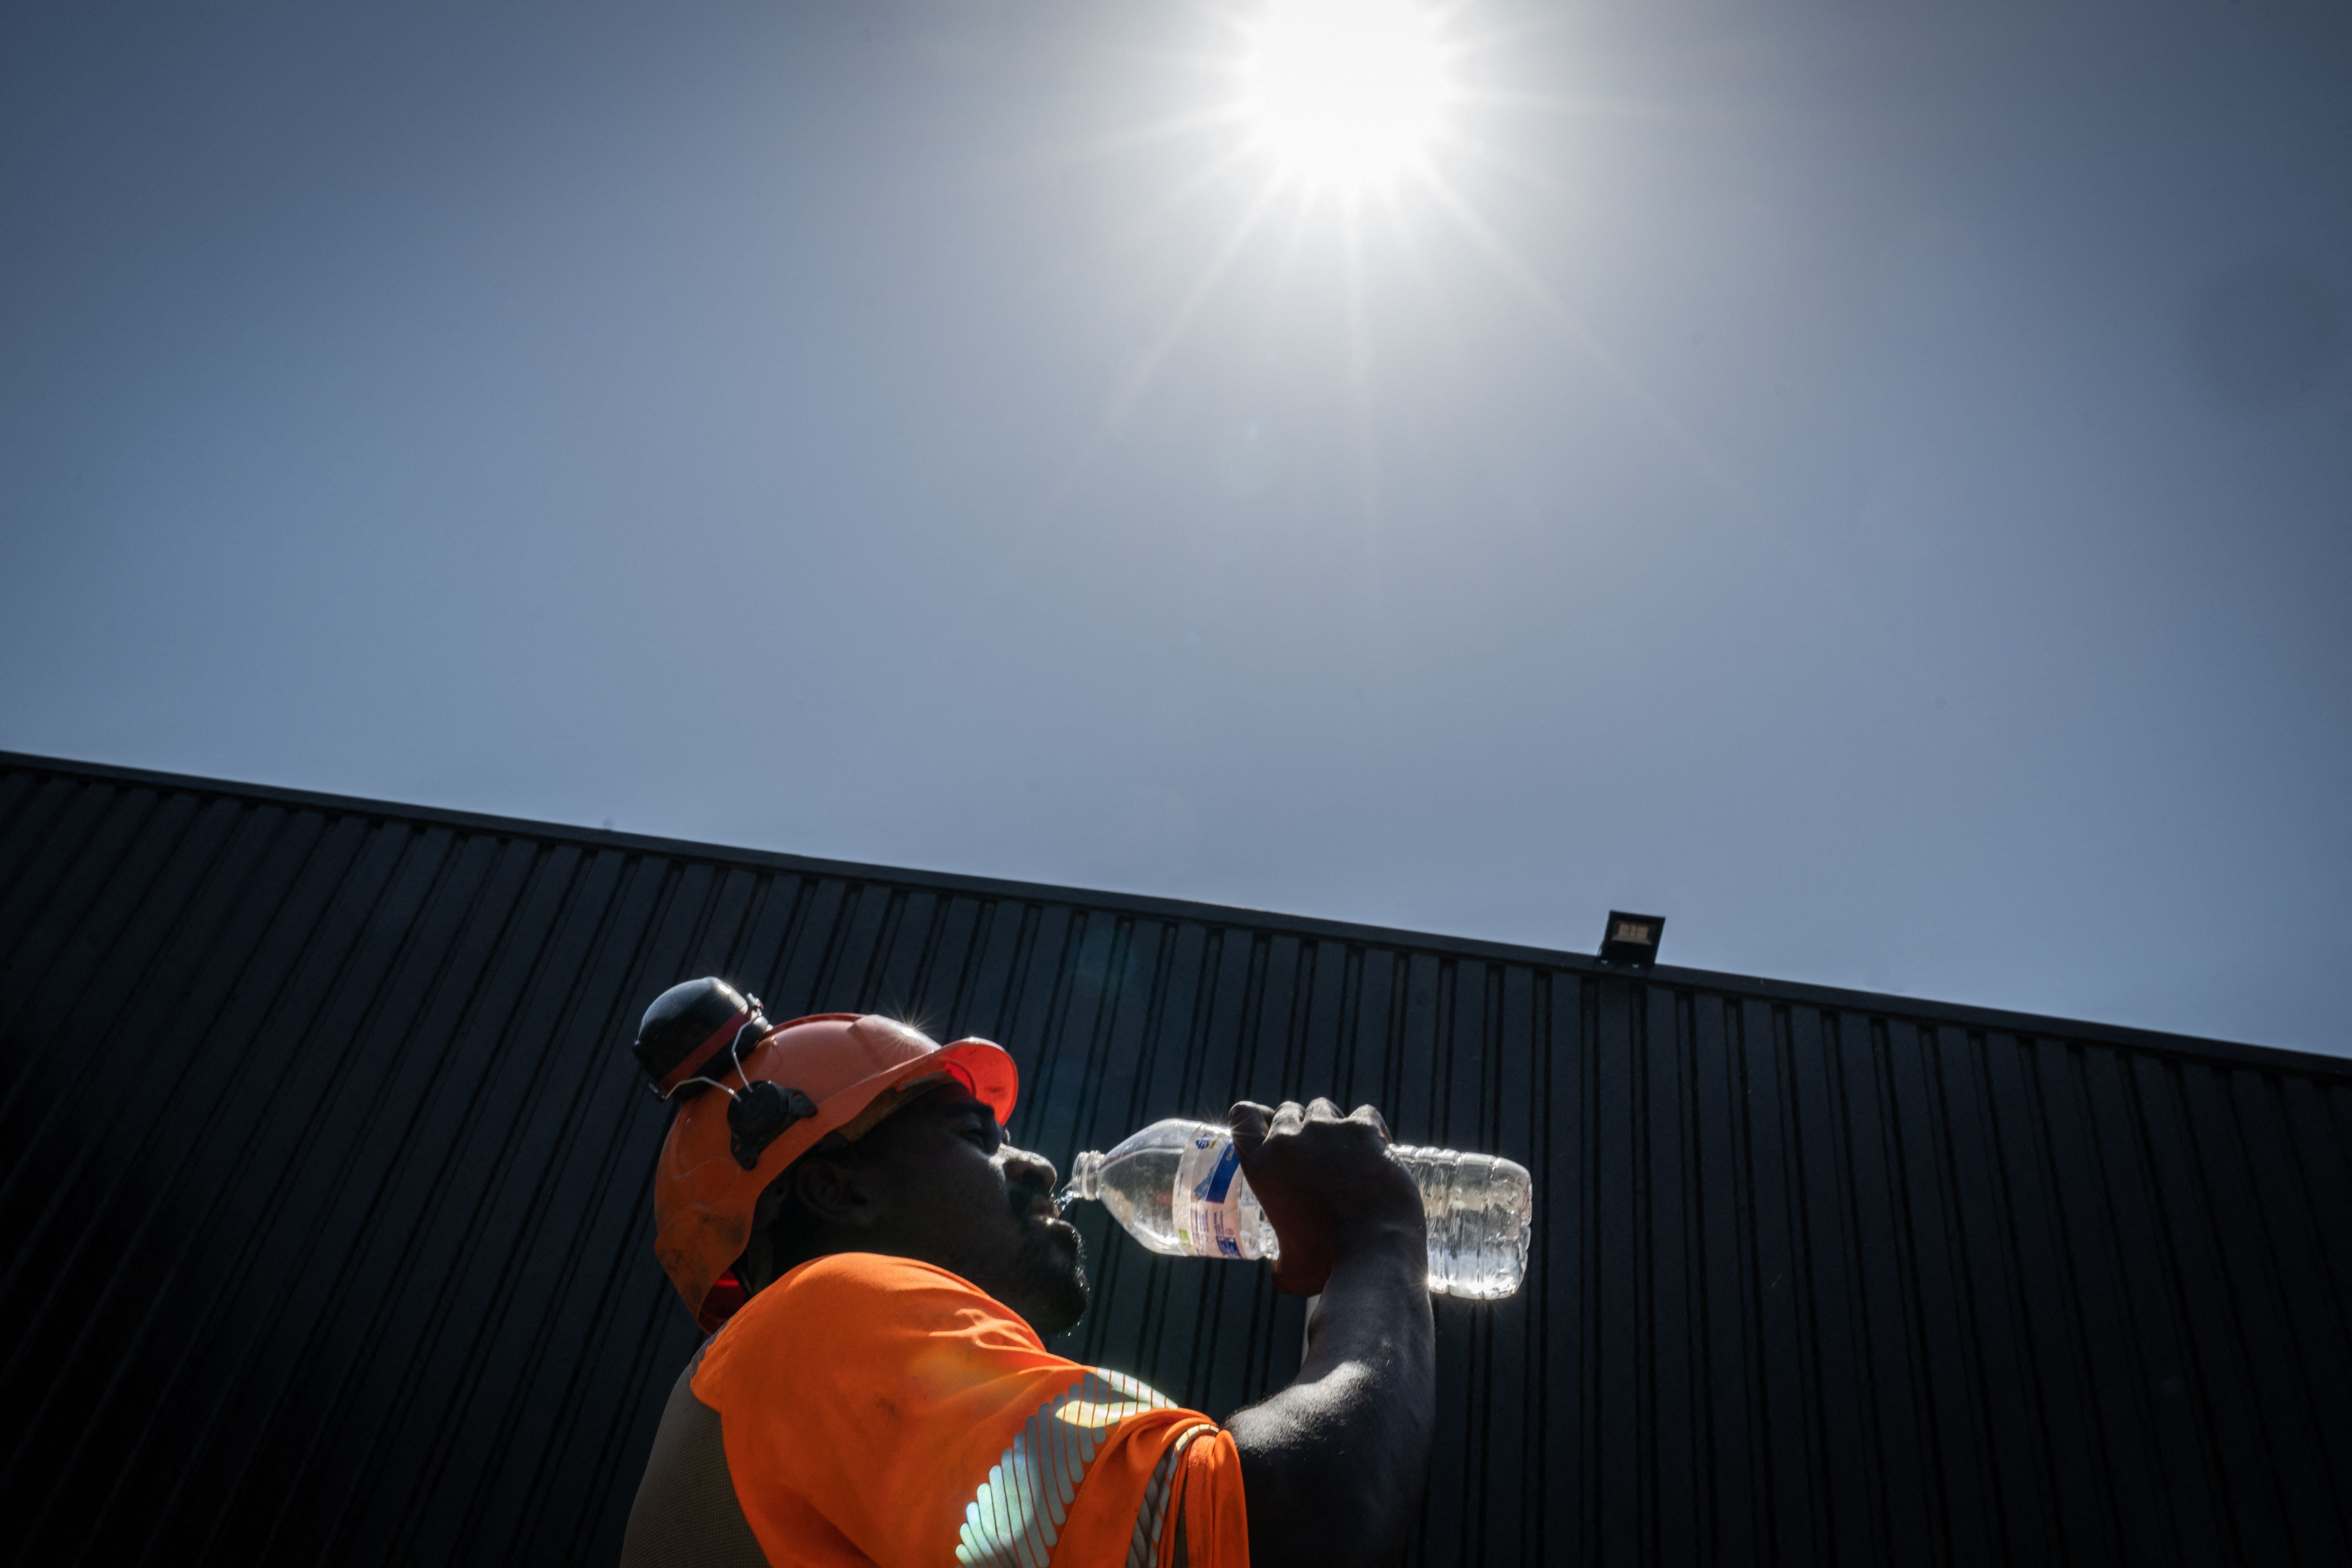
[[6, 747, 2343, 1082]]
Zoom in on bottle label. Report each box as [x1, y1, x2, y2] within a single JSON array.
[[1172, 1129, 1246, 1259]]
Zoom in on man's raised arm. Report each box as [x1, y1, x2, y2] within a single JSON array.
[[1223, 1098, 1438, 1568]]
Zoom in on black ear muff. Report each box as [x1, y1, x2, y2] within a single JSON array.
[[729, 1082, 819, 1170], [634, 976, 766, 1099]]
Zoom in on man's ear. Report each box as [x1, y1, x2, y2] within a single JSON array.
[[787, 1149, 883, 1231]]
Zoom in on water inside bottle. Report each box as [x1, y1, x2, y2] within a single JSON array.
[[1056, 1118, 1531, 1295]]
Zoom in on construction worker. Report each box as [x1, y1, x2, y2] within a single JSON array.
[[619, 979, 1435, 1568]]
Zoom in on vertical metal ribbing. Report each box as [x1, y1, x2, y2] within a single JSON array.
[[3, 754, 2348, 1568]]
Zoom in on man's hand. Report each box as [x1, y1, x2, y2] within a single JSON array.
[[1229, 1099, 1425, 1297], [1223, 1099, 1436, 1568]]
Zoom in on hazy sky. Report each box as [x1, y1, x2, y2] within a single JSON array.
[[4, 1, 2347, 1055]]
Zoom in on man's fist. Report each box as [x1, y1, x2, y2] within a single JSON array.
[[1229, 1098, 1425, 1297]]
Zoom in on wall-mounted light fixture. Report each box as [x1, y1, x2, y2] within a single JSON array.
[[1599, 911, 1665, 968]]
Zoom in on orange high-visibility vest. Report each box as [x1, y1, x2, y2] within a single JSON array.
[[689, 1253, 1249, 1567]]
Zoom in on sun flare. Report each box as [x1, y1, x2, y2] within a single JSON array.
[[1238, 0, 1450, 192]]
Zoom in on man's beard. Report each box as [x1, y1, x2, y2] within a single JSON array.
[[1008, 1190, 1091, 1337]]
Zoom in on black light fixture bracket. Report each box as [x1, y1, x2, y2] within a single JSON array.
[[1598, 910, 1666, 968]]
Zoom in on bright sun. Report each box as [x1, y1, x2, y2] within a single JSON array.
[[1239, 0, 1449, 192]]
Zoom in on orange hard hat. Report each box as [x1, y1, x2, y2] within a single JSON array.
[[633, 978, 1017, 1331]]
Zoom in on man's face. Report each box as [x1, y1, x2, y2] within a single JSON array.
[[854, 1083, 1090, 1336]]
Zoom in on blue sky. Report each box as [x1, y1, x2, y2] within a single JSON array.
[[3, 0, 2346, 1054]]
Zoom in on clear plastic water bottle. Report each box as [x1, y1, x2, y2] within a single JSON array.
[[1062, 1118, 1534, 1300]]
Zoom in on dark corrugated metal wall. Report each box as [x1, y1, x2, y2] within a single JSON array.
[[2, 753, 2348, 1568]]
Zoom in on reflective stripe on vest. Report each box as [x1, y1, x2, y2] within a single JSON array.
[[1125, 1423, 1210, 1568], [953, 1369, 1208, 1568]]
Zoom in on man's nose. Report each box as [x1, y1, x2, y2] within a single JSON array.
[[1000, 1143, 1058, 1192]]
